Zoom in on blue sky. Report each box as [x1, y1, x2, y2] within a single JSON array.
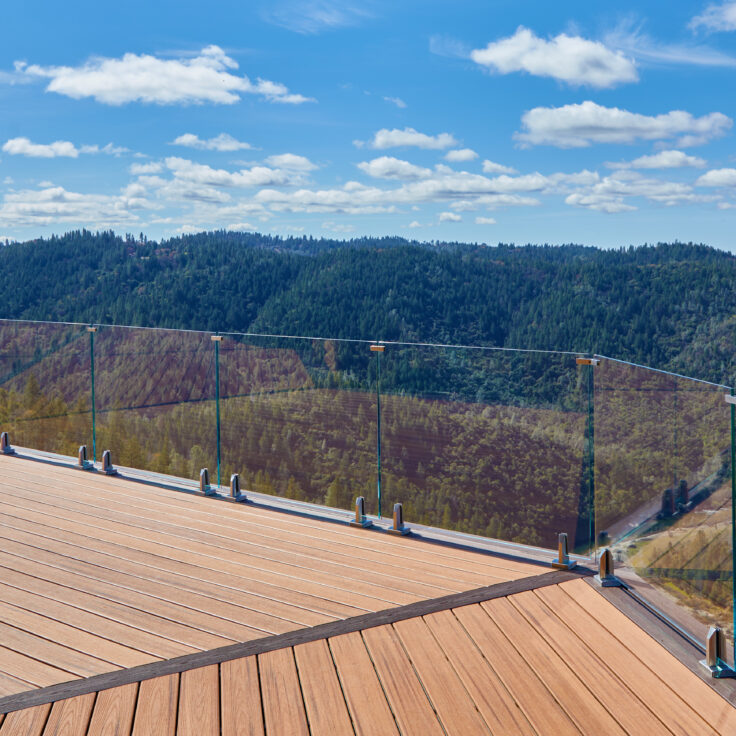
[[2, 0, 736, 248]]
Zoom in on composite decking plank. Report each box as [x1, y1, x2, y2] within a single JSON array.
[[220, 658, 264, 736], [0, 517, 334, 629], [41, 693, 95, 736], [328, 631, 399, 736], [293, 639, 354, 735], [553, 580, 730, 735], [422, 609, 536, 736], [452, 602, 580, 736], [0, 550, 260, 645], [0, 480, 453, 602], [0, 644, 77, 690], [0, 527, 312, 636], [86, 683, 137, 736], [0, 704, 50, 736], [131, 674, 178, 736], [0, 621, 118, 680], [361, 624, 445, 736], [392, 616, 490, 736], [258, 648, 309, 736], [177, 666, 219, 736], [480, 595, 628, 735], [0, 459, 539, 580], [508, 589, 673, 736], [0, 564, 229, 653], [0, 599, 155, 670], [0, 581, 190, 661], [0, 502, 364, 619], [0, 490, 419, 610]]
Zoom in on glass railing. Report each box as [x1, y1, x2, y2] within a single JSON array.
[[595, 356, 734, 664], [0, 318, 733, 662]]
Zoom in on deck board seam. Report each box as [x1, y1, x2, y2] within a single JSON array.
[[0, 569, 587, 714]]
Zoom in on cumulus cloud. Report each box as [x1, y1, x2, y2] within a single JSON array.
[[357, 156, 432, 180], [607, 150, 706, 169], [475, 216, 497, 224], [482, 159, 517, 174], [444, 148, 478, 162], [384, 96, 407, 108], [696, 168, 736, 186], [0, 185, 151, 227], [471, 26, 638, 88], [262, 1, 371, 34], [408, 220, 423, 228], [130, 161, 163, 175], [3, 137, 129, 158], [565, 193, 638, 213], [439, 211, 461, 222], [264, 153, 318, 171], [515, 101, 732, 148], [171, 133, 253, 151], [690, 2, 736, 31], [163, 157, 299, 191], [322, 220, 355, 232], [357, 127, 458, 150], [226, 222, 257, 231], [15, 46, 313, 105]]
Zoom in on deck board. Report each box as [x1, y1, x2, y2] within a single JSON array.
[[0, 704, 50, 736], [177, 666, 219, 736], [85, 683, 137, 736], [0, 454, 543, 693], [258, 648, 309, 736], [220, 658, 264, 736], [131, 675, 178, 736], [42, 693, 95, 736]]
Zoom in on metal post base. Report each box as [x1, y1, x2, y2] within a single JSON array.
[[1, 447, 16, 456], [231, 493, 247, 503], [594, 574, 622, 587], [102, 467, 118, 476], [349, 519, 373, 529], [700, 660, 736, 679], [202, 487, 217, 497], [551, 559, 577, 570], [387, 526, 411, 536], [76, 462, 95, 472]]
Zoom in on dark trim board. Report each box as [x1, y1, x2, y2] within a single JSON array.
[[586, 578, 736, 704], [0, 569, 586, 714]]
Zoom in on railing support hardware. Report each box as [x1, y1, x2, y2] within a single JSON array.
[[551, 532, 576, 569], [701, 627, 736, 678], [200, 468, 215, 496], [101, 450, 117, 476], [0, 432, 15, 455], [77, 445, 94, 471], [230, 473, 246, 502], [388, 502, 410, 536], [350, 496, 372, 528], [594, 549, 621, 587]]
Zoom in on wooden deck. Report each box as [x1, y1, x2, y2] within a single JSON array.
[[2, 577, 735, 735], [0, 454, 546, 695]]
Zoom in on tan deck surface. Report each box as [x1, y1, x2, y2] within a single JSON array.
[[2, 577, 736, 735], [0, 454, 545, 694]]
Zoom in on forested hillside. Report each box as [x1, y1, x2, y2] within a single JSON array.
[[0, 229, 734, 383]]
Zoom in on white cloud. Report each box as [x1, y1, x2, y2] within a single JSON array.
[[384, 96, 407, 108], [226, 222, 257, 231], [2, 137, 129, 158], [172, 133, 253, 151], [444, 148, 478, 162], [165, 157, 297, 188], [2, 137, 79, 158], [0, 185, 152, 227], [690, 2, 736, 31], [357, 156, 432, 180], [408, 220, 423, 228], [357, 127, 458, 150], [515, 101, 732, 148], [16, 46, 313, 105], [262, 1, 371, 34], [482, 159, 517, 174], [565, 193, 638, 213], [471, 26, 638, 88], [321, 220, 355, 233], [264, 153, 318, 171], [696, 168, 736, 186], [130, 161, 163, 175], [439, 211, 461, 222], [475, 216, 497, 224], [607, 150, 706, 170]]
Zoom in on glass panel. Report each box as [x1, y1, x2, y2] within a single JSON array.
[[94, 326, 216, 479], [0, 319, 91, 455], [219, 334, 376, 511], [596, 360, 733, 661], [380, 345, 589, 552]]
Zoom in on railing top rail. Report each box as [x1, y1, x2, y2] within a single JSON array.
[[0, 317, 730, 388]]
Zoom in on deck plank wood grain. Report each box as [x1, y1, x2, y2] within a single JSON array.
[[177, 666, 219, 736], [220, 657, 264, 736], [0, 704, 50, 736], [258, 648, 309, 736], [85, 683, 137, 736], [41, 693, 95, 736], [131, 674, 178, 736]]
